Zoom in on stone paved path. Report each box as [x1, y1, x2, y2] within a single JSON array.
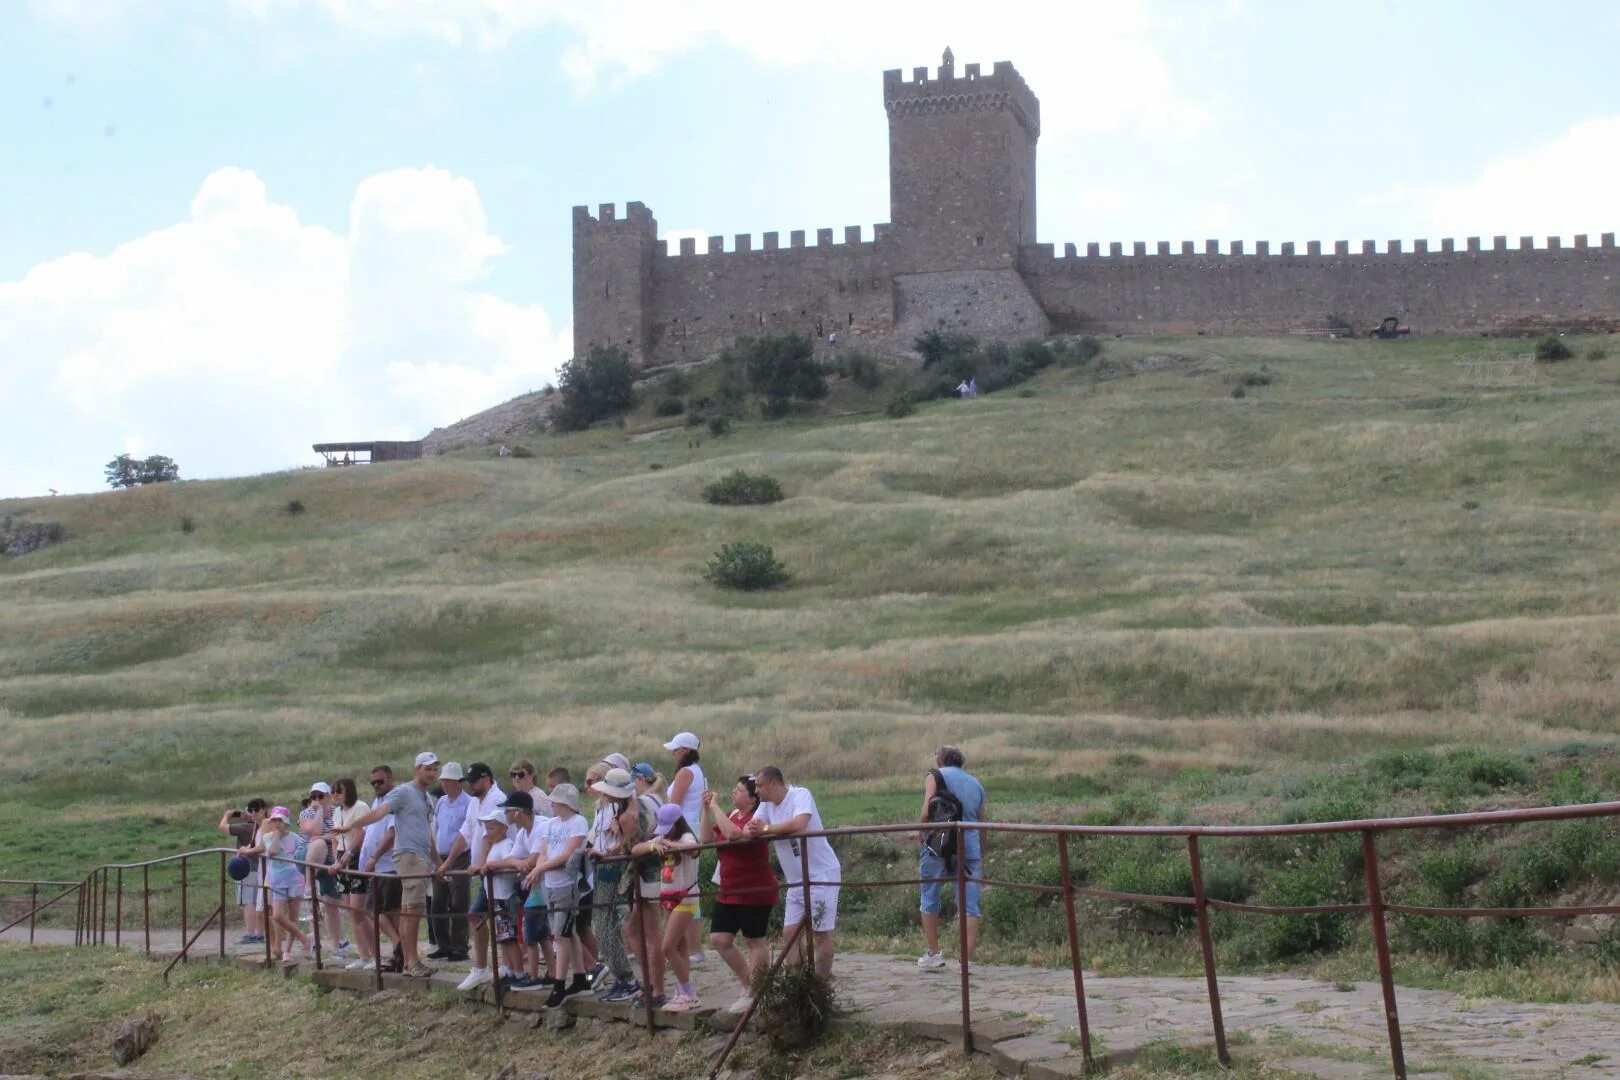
[[7, 926, 1620, 1077]]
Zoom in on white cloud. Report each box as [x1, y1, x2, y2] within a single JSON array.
[[31, 0, 1216, 135], [0, 167, 567, 497], [1425, 116, 1620, 241]]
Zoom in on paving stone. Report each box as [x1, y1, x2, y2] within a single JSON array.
[[988, 1035, 1075, 1074]]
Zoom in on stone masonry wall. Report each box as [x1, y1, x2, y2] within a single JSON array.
[[645, 229, 894, 366], [1020, 235, 1620, 335]]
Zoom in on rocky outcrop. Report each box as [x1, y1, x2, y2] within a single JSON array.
[[1, 516, 63, 557], [421, 390, 559, 456]]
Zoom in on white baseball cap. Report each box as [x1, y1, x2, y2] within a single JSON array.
[[440, 761, 465, 781], [663, 732, 700, 752], [414, 751, 440, 768], [478, 807, 507, 824], [308, 781, 332, 795]]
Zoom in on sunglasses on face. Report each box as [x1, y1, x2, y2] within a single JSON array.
[[510, 770, 528, 779], [370, 779, 387, 788]]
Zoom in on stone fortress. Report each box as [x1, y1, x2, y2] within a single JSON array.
[[573, 49, 1620, 368]]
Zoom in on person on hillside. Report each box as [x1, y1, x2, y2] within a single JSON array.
[[428, 761, 472, 962], [218, 798, 267, 945], [330, 777, 373, 970], [916, 745, 986, 970], [305, 782, 346, 957], [702, 778, 778, 1012], [352, 767, 402, 971], [664, 732, 708, 966], [747, 765, 840, 976], [260, 806, 314, 963], [633, 802, 702, 1011], [588, 767, 648, 1002], [445, 763, 504, 991], [470, 808, 525, 987], [527, 782, 591, 1008], [337, 751, 440, 977]]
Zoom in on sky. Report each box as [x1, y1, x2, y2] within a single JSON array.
[[2, 0, 1618, 498]]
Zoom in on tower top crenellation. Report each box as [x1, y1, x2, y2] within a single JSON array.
[[882, 58, 1039, 138]]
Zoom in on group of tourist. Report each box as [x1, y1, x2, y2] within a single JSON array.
[[220, 735, 984, 1014]]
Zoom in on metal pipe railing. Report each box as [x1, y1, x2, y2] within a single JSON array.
[[18, 799, 1620, 1080]]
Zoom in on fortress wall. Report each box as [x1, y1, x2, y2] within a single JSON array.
[[645, 227, 893, 364], [1020, 234, 1620, 335]]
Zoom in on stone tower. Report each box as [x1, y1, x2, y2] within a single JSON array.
[[571, 201, 658, 364], [883, 50, 1041, 272]]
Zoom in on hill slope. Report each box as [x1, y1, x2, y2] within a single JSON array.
[[5, 334, 1620, 982]]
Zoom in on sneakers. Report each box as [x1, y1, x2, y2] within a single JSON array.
[[598, 980, 639, 1003], [663, 992, 701, 1013], [631, 992, 666, 1011], [587, 961, 607, 988], [509, 975, 547, 993], [725, 993, 754, 1014], [327, 945, 350, 960], [688, 952, 706, 967], [236, 933, 264, 946], [426, 947, 453, 961], [345, 958, 372, 972], [917, 950, 947, 970], [457, 967, 493, 991], [404, 962, 436, 978]]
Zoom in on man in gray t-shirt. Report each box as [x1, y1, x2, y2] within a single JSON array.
[[338, 751, 441, 977]]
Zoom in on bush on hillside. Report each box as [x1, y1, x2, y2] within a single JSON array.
[[1060, 335, 1104, 367], [284, 499, 305, 515], [724, 334, 828, 416], [553, 345, 637, 431], [885, 393, 917, 419], [661, 369, 692, 396], [702, 470, 784, 506], [655, 397, 685, 417], [750, 954, 835, 1052], [704, 541, 789, 590], [509, 445, 535, 458], [707, 416, 732, 437], [1587, 346, 1607, 361], [830, 351, 884, 389], [1535, 336, 1573, 362]]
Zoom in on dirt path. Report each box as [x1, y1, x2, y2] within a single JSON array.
[[7, 926, 1617, 1078]]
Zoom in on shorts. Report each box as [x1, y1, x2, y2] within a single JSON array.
[[393, 852, 429, 909], [784, 883, 839, 933], [576, 887, 594, 931], [344, 874, 368, 896], [368, 875, 403, 913], [315, 870, 342, 900], [661, 893, 700, 917], [919, 852, 981, 919], [710, 901, 772, 940], [546, 883, 579, 939], [493, 896, 519, 945], [268, 874, 304, 902], [523, 889, 549, 945], [237, 868, 261, 908]]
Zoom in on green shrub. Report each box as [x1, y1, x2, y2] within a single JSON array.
[[1439, 748, 1530, 794], [1230, 385, 1246, 399], [704, 541, 789, 591], [1535, 336, 1573, 361], [750, 956, 835, 1052], [1239, 371, 1273, 387], [759, 396, 794, 420], [553, 344, 636, 430], [662, 369, 691, 396], [1587, 346, 1607, 361], [885, 394, 916, 419], [178, 515, 196, 534], [654, 397, 685, 417], [1257, 858, 1353, 958], [707, 416, 732, 437], [1062, 335, 1104, 366], [1365, 749, 1438, 791], [1419, 842, 1484, 902], [727, 334, 828, 403], [284, 499, 305, 515], [509, 445, 535, 459], [703, 471, 784, 506], [833, 351, 884, 389]]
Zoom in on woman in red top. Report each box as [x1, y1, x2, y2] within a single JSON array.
[[701, 777, 779, 1013]]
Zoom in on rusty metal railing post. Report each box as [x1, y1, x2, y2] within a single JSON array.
[[1056, 834, 1094, 1068], [956, 837, 972, 1056], [218, 850, 226, 960], [143, 865, 151, 957], [311, 864, 323, 972], [114, 868, 123, 948], [1362, 831, 1407, 1080], [485, 872, 503, 1016], [263, 871, 273, 968], [29, 883, 37, 945], [1187, 835, 1229, 1067], [96, 867, 106, 944], [179, 856, 189, 963], [799, 840, 814, 972], [372, 883, 383, 991], [633, 885, 658, 1032]]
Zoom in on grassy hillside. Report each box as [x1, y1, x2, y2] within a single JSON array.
[[5, 333, 1620, 988]]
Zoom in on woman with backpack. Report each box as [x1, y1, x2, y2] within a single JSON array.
[[588, 767, 648, 1002], [629, 802, 702, 1012], [916, 745, 985, 970]]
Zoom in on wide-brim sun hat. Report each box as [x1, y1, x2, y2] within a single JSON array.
[[596, 768, 635, 799], [550, 783, 581, 812]]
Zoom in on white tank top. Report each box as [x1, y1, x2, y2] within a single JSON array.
[[668, 763, 706, 831]]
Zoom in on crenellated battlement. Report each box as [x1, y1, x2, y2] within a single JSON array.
[[1020, 232, 1620, 267], [572, 201, 657, 231], [883, 57, 1039, 138], [657, 223, 892, 257]]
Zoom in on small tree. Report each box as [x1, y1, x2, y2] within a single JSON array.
[[105, 453, 179, 489], [727, 334, 827, 415], [704, 541, 789, 590], [553, 345, 637, 431]]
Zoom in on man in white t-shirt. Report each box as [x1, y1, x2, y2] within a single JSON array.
[[746, 765, 840, 976], [438, 763, 504, 990]]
